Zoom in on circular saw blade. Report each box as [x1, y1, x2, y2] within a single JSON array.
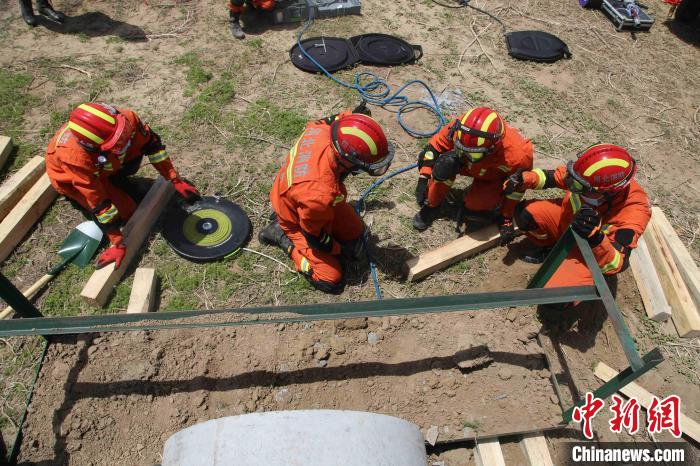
[[163, 196, 251, 263]]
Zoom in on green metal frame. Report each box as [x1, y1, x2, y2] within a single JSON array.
[[0, 228, 663, 461]]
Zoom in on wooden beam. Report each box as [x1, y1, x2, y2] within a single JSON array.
[[80, 178, 174, 307], [0, 174, 57, 263], [406, 225, 501, 281], [644, 221, 700, 337], [651, 207, 700, 307], [0, 156, 46, 222], [595, 362, 700, 443], [126, 268, 157, 314], [629, 236, 672, 321], [519, 433, 553, 466], [0, 136, 13, 172], [475, 438, 506, 466]]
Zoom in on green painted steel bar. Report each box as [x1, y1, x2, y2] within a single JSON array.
[[7, 338, 48, 464], [573, 232, 644, 371], [0, 286, 600, 337], [562, 347, 664, 423], [0, 272, 43, 318], [527, 229, 576, 289]]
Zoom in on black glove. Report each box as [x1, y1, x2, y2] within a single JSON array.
[[340, 236, 366, 262], [571, 206, 604, 246], [352, 100, 371, 116], [417, 145, 437, 169], [142, 130, 164, 156], [498, 216, 517, 245], [415, 176, 429, 206], [503, 170, 524, 195]]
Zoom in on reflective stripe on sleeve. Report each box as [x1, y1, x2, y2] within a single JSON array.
[[600, 250, 622, 274], [96, 204, 119, 224], [533, 168, 547, 190], [148, 149, 169, 164]]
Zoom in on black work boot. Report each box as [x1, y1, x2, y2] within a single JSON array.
[[36, 0, 64, 23], [19, 0, 37, 26], [258, 221, 293, 256], [228, 12, 245, 39], [521, 246, 553, 264], [412, 205, 439, 231]]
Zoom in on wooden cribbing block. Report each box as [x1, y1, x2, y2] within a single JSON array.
[[406, 224, 500, 281], [629, 236, 672, 322], [475, 438, 506, 466], [0, 156, 46, 222], [519, 433, 553, 466], [595, 362, 700, 443], [81, 178, 174, 307], [127, 268, 157, 314], [651, 207, 700, 307], [0, 136, 13, 171], [644, 221, 700, 337], [0, 174, 57, 263]]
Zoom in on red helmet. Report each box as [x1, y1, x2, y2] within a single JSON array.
[[331, 114, 394, 176], [567, 144, 636, 194], [450, 107, 505, 162], [68, 103, 134, 154]]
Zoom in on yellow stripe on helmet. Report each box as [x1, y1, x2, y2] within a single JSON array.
[[457, 108, 476, 141], [78, 104, 116, 125], [477, 111, 499, 147], [68, 121, 105, 144], [339, 127, 378, 156], [582, 158, 630, 177]]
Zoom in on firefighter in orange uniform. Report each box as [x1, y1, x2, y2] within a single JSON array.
[[413, 107, 533, 245], [504, 144, 650, 289], [45, 103, 200, 269], [259, 104, 394, 293], [228, 0, 275, 39]]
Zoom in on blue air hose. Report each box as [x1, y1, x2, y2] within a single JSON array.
[[354, 163, 418, 299], [296, 20, 447, 138]]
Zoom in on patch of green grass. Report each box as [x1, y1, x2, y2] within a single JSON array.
[[181, 72, 236, 126], [246, 38, 263, 49], [39, 108, 72, 140], [0, 69, 38, 135], [105, 36, 125, 44], [174, 51, 213, 91], [234, 98, 308, 146], [77, 32, 90, 43], [462, 419, 482, 430]]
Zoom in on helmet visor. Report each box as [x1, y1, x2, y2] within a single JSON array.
[[454, 138, 491, 163], [100, 113, 133, 155], [364, 143, 395, 176]]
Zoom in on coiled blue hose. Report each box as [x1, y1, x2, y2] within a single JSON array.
[[297, 20, 447, 138]]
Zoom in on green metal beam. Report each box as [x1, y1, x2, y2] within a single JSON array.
[[0, 273, 43, 318], [573, 232, 644, 371], [0, 286, 600, 337], [562, 347, 664, 423], [527, 228, 576, 289]]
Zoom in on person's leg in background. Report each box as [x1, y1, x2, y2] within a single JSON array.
[[228, 0, 245, 39]]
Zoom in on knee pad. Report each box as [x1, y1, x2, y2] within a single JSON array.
[[304, 275, 344, 294], [432, 153, 461, 182], [514, 203, 537, 231]]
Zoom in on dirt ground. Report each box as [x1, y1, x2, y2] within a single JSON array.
[[0, 0, 698, 463]]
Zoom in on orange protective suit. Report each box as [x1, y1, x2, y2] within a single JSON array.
[[228, 0, 275, 14], [419, 118, 533, 218], [516, 166, 651, 288], [45, 108, 178, 245], [270, 112, 363, 289]]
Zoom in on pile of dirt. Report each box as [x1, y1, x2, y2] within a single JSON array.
[[19, 309, 562, 464]]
